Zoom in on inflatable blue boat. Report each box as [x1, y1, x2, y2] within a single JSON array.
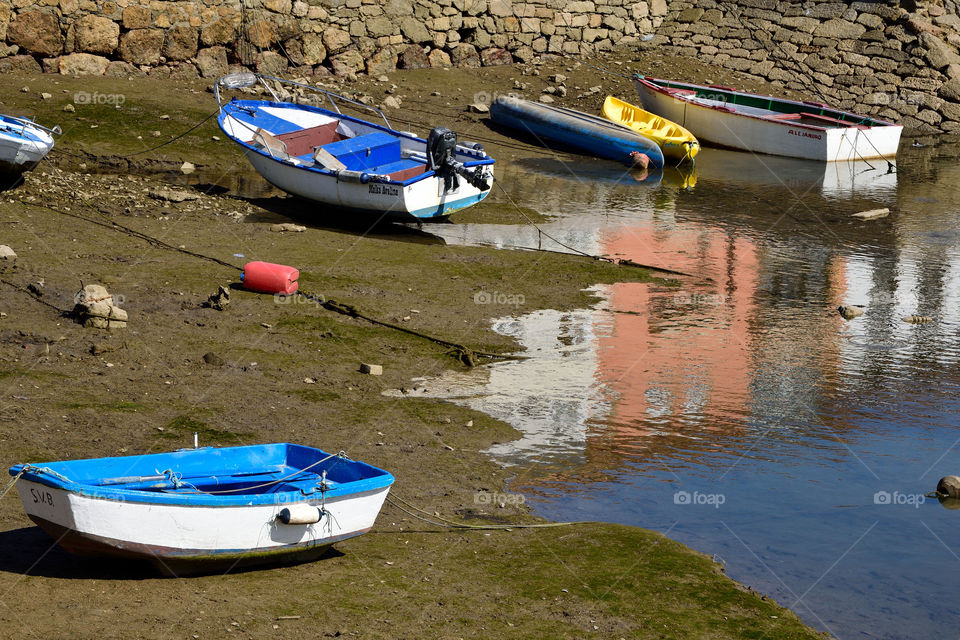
[[490, 95, 664, 170]]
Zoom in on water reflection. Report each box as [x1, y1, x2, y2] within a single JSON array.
[[412, 143, 960, 638]]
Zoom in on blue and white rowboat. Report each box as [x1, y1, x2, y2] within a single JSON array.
[[8, 443, 394, 574], [0, 114, 59, 186], [215, 73, 495, 222], [490, 95, 665, 169]]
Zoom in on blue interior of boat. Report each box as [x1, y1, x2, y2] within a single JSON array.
[[9, 443, 394, 506]]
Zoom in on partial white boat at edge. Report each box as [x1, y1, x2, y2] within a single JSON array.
[[0, 114, 59, 186]]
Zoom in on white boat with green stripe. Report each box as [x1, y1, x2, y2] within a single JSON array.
[[633, 74, 902, 162]]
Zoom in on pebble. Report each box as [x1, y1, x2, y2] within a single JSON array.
[[382, 96, 401, 109], [539, 94, 555, 103], [180, 161, 196, 174], [851, 207, 889, 220], [468, 102, 489, 113], [0, 245, 17, 260], [550, 73, 567, 84], [202, 352, 225, 366], [160, 114, 170, 120], [270, 222, 306, 232], [360, 363, 383, 375], [837, 305, 863, 320], [148, 188, 199, 203], [304, 377, 316, 384], [151, 130, 161, 137], [63, 104, 75, 112], [40, 92, 52, 100], [20, 86, 28, 93]]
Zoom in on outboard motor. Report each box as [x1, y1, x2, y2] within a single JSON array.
[[426, 127, 490, 192]]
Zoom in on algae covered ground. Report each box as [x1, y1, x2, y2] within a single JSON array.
[[0, 50, 826, 639]]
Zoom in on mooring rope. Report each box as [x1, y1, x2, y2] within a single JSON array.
[[0, 468, 27, 501], [385, 493, 591, 530], [18, 195, 521, 366], [492, 178, 697, 278]]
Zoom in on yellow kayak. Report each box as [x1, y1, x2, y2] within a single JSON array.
[[602, 96, 700, 163]]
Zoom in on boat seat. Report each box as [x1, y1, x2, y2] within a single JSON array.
[[763, 113, 802, 120], [663, 87, 697, 97], [251, 127, 289, 159], [369, 158, 426, 182], [277, 121, 344, 157], [317, 131, 400, 171]]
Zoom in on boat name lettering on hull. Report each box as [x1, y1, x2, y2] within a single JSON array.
[[787, 129, 823, 140], [30, 488, 53, 506], [368, 184, 400, 196]]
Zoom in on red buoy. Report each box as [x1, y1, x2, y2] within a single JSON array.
[[241, 261, 299, 295]]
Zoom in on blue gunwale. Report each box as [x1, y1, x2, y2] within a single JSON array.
[[9, 443, 394, 508], [219, 99, 495, 187]]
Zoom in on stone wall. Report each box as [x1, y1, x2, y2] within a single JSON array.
[[1, 0, 960, 131], [0, 0, 650, 80]]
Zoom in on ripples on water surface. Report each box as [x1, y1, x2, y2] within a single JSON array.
[[414, 143, 960, 639]]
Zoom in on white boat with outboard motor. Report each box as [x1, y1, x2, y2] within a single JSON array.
[[215, 73, 495, 222]]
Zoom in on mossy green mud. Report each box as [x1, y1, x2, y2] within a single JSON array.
[[0, 50, 825, 638]]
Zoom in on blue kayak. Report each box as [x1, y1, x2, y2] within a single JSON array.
[[490, 95, 664, 169]]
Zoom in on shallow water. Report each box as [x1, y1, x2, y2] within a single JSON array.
[[412, 141, 960, 639]]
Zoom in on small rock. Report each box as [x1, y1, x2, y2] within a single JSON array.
[[377, 74, 389, 82], [261, 322, 272, 329], [160, 114, 170, 120], [360, 363, 383, 375], [550, 73, 566, 84], [148, 188, 200, 203], [40, 92, 52, 100], [203, 285, 230, 311], [556, 86, 568, 97], [468, 102, 490, 113], [304, 377, 316, 384], [851, 208, 889, 220], [20, 86, 28, 93], [211, 135, 220, 141], [465, 420, 473, 427], [180, 162, 196, 174], [837, 305, 864, 320], [63, 104, 75, 113], [937, 475, 960, 499], [538, 94, 555, 104], [151, 130, 162, 137], [202, 352, 225, 366], [0, 245, 17, 260], [430, 91, 441, 96], [382, 96, 401, 109], [270, 223, 307, 232]]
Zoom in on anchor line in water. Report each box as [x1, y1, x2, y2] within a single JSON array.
[[492, 178, 697, 278]]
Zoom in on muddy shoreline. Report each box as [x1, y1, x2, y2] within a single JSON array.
[[0, 50, 826, 638]]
